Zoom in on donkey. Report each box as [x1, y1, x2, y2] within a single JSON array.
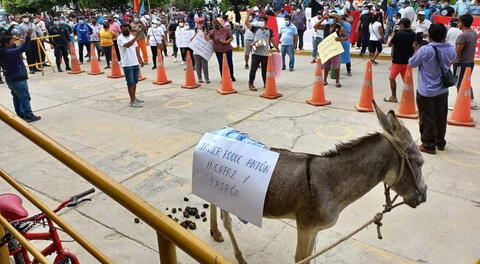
[[209, 101, 427, 264]]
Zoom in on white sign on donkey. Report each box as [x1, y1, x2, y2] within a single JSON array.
[[192, 133, 279, 227]]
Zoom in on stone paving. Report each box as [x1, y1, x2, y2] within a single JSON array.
[[0, 51, 479, 264]]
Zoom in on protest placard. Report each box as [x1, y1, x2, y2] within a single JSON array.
[[175, 30, 195, 48], [192, 133, 280, 227], [317, 32, 344, 63], [189, 32, 214, 60]]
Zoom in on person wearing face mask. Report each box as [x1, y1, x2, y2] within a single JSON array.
[[48, 17, 71, 72], [356, 5, 373, 56], [73, 17, 93, 64], [108, 17, 121, 61], [205, 18, 235, 81], [414, 11, 432, 42], [99, 22, 115, 69], [316, 13, 349, 87], [292, 7, 306, 50], [176, 19, 195, 66], [132, 15, 148, 64], [310, 9, 327, 63], [243, 16, 255, 69], [279, 15, 298, 71], [470, 0, 480, 16], [16, 15, 44, 74], [89, 18, 103, 62], [385, 3, 399, 42], [245, 14, 280, 91], [399, 1, 415, 23], [123, 11, 133, 25], [168, 19, 179, 62], [117, 23, 144, 108], [0, 29, 41, 122], [147, 20, 167, 70], [440, 0, 456, 16]]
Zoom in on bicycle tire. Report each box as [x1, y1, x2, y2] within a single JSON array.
[[54, 254, 79, 264], [7, 236, 25, 264]]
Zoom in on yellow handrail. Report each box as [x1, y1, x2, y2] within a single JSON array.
[[0, 214, 50, 264], [0, 168, 114, 263], [0, 105, 233, 263]]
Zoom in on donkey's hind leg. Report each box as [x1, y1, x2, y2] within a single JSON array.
[[294, 228, 318, 264], [210, 204, 224, 242], [220, 209, 247, 264]]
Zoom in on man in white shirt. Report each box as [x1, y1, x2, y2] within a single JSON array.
[[400, 1, 416, 22], [147, 20, 167, 69], [117, 23, 144, 108], [310, 10, 327, 63], [414, 11, 432, 40], [446, 18, 461, 45]]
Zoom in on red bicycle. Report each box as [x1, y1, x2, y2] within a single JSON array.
[[0, 188, 95, 264]]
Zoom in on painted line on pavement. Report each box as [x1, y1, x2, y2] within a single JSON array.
[[164, 99, 192, 109], [438, 148, 480, 168], [315, 125, 354, 140]]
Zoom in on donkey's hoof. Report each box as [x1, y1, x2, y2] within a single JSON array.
[[235, 255, 247, 264], [210, 229, 224, 242]]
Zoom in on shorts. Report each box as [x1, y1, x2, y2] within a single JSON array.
[[369, 40, 383, 54], [244, 39, 253, 55], [123, 65, 139, 86], [322, 55, 341, 70], [389, 63, 408, 80]]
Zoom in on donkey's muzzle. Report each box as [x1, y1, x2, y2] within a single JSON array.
[[405, 186, 427, 208]]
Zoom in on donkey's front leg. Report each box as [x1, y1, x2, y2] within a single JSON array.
[[294, 228, 318, 264], [220, 209, 247, 264], [210, 204, 224, 242]]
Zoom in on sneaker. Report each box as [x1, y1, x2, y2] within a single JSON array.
[[471, 101, 478, 110], [30, 70, 35, 74], [231, 76, 236, 82], [448, 106, 454, 111], [130, 101, 143, 108], [206, 80, 211, 84], [198, 79, 204, 83], [289, 68, 294, 72], [180, 61, 185, 65], [310, 60, 316, 64], [249, 83, 257, 91], [245, 64, 249, 69], [152, 66, 157, 70], [57, 67, 63, 72], [135, 98, 144, 103], [23, 115, 41, 123], [0, 80, 3, 84], [370, 59, 378, 65], [347, 71, 352, 76], [282, 66, 286, 70], [173, 59, 178, 63], [436, 145, 445, 151], [66, 67, 72, 71], [104, 66, 111, 69]]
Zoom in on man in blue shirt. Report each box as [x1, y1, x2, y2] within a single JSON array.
[[455, 0, 471, 16], [385, 3, 399, 41], [279, 15, 298, 71], [0, 29, 41, 122], [73, 17, 92, 64]]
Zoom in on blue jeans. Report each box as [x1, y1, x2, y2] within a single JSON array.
[[6, 80, 33, 118], [312, 37, 323, 60], [123, 65, 139, 86], [281, 44, 295, 69]]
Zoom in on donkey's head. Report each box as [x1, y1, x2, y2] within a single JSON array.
[[373, 101, 427, 208]]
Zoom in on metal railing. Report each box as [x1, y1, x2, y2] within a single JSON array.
[[0, 104, 233, 264]]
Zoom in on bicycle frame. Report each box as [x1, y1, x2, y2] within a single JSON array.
[[9, 198, 80, 264]]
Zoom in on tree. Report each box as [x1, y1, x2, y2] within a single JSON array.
[[3, 0, 128, 14]]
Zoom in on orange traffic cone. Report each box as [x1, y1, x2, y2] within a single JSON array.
[[218, 53, 236, 95], [355, 60, 374, 112], [67, 43, 84, 74], [260, 54, 282, 99], [108, 47, 123, 78], [88, 43, 104, 75], [448, 67, 475, 127], [396, 66, 417, 119], [153, 48, 171, 85], [181, 50, 200, 89], [306, 59, 331, 106]]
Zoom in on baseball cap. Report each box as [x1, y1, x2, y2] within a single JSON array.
[[418, 11, 426, 15]]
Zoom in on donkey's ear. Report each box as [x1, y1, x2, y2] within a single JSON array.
[[373, 100, 394, 134], [386, 110, 403, 134]]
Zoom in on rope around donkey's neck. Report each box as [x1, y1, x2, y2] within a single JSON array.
[[295, 212, 384, 264]]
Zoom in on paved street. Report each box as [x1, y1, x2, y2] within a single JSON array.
[[0, 51, 479, 264]]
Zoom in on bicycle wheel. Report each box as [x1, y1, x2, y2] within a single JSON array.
[[54, 253, 79, 264], [7, 237, 25, 264]]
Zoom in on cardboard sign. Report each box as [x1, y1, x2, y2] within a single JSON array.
[[192, 133, 280, 227], [189, 32, 214, 61], [175, 30, 195, 48], [317, 32, 344, 63]]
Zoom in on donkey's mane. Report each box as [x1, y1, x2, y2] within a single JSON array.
[[320, 132, 383, 158]]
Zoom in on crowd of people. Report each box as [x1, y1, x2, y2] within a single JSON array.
[[0, 0, 478, 153]]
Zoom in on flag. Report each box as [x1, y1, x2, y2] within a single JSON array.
[[139, 0, 145, 15], [133, 0, 140, 13]]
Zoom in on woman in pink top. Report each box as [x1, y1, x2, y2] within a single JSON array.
[[108, 17, 121, 61], [205, 18, 235, 81]]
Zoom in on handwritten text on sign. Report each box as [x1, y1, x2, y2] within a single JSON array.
[[192, 133, 279, 227], [175, 30, 195, 48], [189, 32, 214, 61], [317, 32, 344, 63]]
